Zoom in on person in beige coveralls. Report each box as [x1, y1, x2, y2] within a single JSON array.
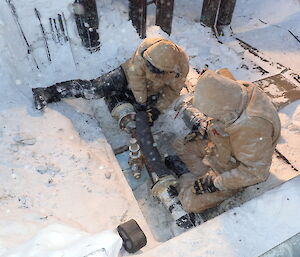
[[32, 37, 189, 122], [173, 70, 281, 213]]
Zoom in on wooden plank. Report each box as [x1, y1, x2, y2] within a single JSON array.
[[254, 73, 300, 110]]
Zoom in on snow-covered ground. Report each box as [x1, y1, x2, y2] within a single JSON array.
[[0, 0, 299, 256]]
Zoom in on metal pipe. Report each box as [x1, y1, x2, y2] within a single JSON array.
[[135, 111, 170, 178], [135, 111, 203, 228]]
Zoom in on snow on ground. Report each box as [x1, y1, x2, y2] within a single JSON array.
[[141, 175, 300, 257], [0, 0, 299, 256], [277, 99, 300, 170], [231, 0, 300, 74]]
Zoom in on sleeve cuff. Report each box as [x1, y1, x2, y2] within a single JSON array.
[[213, 176, 227, 191]]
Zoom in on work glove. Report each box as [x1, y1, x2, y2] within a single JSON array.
[[147, 107, 160, 125], [184, 131, 200, 144], [134, 103, 148, 112], [192, 170, 219, 195], [134, 104, 160, 126]]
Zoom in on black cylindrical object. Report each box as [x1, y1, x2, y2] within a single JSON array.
[[117, 219, 147, 253], [135, 111, 171, 178], [135, 111, 204, 229], [73, 0, 100, 51]]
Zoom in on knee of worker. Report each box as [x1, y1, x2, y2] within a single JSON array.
[[178, 185, 215, 213], [173, 137, 209, 176]]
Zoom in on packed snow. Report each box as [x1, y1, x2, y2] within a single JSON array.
[[0, 0, 299, 256]]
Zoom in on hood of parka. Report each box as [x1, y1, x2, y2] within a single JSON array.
[[143, 39, 187, 74], [193, 70, 248, 124]]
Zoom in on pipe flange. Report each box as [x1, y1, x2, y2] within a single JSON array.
[[151, 175, 178, 198]]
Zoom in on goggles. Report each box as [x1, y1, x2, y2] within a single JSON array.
[[145, 60, 165, 74]]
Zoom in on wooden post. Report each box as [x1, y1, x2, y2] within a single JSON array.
[[200, 0, 220, 27], [129, 0, 147, 39], [218, 0, 236, 25], [200, 0, 236, 28], [155, 0, 174, 35]]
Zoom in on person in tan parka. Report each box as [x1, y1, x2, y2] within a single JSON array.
[[32, 37, 189, 122], [172, 70, 281, 213]]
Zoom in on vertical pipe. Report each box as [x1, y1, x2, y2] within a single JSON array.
[[155, 0, 174, 35]]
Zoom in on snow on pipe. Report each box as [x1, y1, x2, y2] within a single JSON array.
[[135, 111, 203, 229]]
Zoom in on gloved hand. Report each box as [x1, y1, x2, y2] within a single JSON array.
[[192, 170, 219, 195], [184, 131, 199, 144], [147, 107, 160, 125], [134, 104, 160, 126], [134, 103, 148, 112]]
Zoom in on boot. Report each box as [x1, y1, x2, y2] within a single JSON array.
[[165, 155, 190, 177], [32, 66, 129, 110], [32, 86, 61, 110]]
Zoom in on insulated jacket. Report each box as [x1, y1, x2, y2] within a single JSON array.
[[122, 37, 189, 112], [193, 71, 281, 190]]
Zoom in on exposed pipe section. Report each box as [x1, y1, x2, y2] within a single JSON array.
[[111, 102, 136, 134], [135, 111, 171, 178], [135, 111, 203, 229]]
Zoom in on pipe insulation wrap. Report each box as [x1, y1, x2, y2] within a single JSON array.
[[135, 111, 171, 178]]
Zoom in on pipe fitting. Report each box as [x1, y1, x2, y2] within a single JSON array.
[[111, 103, 136, 133]]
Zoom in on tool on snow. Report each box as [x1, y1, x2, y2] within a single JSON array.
[[58, 14, 68, 42], [62, 12, 78, 68], [49, 18, 58, 43], [53, 18, 62, 45], [6, 0, 39, 69], [34, 8, 51, 63]]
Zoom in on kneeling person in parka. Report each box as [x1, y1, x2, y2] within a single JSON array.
[[32, 37, 189, 122], [173, 70, 281, 213]]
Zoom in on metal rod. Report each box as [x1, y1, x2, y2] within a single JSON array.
[[53, 18, 62, 45], [34, 8, 51, 62], [58, 14, 68, 42], [62, 12, 77, 68], [49, 18, 57, 43], [6, 0, 39, 69]]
